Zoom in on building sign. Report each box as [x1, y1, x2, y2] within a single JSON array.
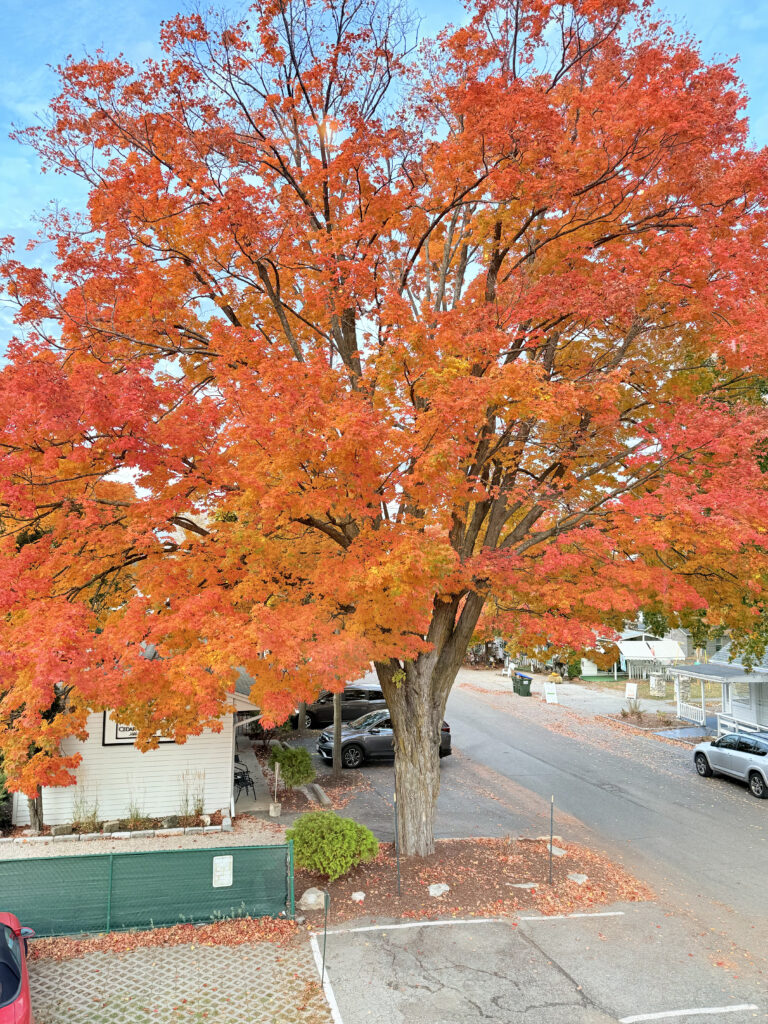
[[101, 712, 175, 746], [212, 855, 233, 888], [625, 682, 638, 700], [544, 681, 559, 704]]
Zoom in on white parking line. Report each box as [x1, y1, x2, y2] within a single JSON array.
[[519, 911, 626, 921], [312, 917, 507, 937], [619, 1006, 759, 1023], [308, 933, 344, 1024]]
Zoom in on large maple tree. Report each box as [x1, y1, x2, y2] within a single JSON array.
[[2, 0, 768, 851]]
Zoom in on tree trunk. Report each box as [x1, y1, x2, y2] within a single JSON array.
[[27, 788, 43, 833], [376, 592, 486, 856], [296, 701, 306, 737], [377, 658, 453, 857], [332, 691, 342, 781]]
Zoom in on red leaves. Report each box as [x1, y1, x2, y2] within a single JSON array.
[[30, 916, 298, 963]]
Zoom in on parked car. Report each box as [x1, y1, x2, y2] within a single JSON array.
[[0, 912, 35, 1024], [292, 680, 387, 729], [317, 710, 452, 768], [693, 733, 768, 798]]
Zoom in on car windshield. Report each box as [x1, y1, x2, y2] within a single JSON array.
[[350, 710, 389, 730], [0, 925, 22, 1009]]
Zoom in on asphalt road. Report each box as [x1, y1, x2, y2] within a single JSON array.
[[445, 682, 768, 965]]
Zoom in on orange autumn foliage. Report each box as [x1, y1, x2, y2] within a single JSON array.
[[1, 0, 768, 849]]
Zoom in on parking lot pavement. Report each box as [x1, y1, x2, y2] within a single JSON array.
[[29, 937, 333, 1024], [312, 905, 766, 1024]]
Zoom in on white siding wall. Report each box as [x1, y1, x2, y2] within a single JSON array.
[[12, 712, 234, 826]]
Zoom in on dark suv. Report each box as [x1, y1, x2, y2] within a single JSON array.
[[294, 679, 386, 729], [317, 710, 452, 768]]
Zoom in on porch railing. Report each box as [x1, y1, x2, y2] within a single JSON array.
[[716, 714, 762, 737], [677, 701, 706, 725]]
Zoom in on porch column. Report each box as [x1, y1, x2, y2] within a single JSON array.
[[701, 679, 706, 724]]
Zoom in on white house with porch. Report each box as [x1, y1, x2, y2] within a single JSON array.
[[11, 671, 261, 827], [670, 645, 768, 737]]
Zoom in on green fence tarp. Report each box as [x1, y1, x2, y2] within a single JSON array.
[[0, 843, 293, 936]]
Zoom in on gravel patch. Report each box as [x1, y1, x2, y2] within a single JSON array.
[[0, 815, 286, 859]]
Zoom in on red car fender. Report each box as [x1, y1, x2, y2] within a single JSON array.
[[0, 912, 34, 1024]]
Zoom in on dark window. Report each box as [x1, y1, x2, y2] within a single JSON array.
[[738, 737, 768, 756], [718, 734, 740, 750], [0, 925, 22, 1009], [342, 689, 366, 702], [367, 689, 385, 701]]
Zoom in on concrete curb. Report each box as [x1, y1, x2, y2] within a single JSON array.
[[9, 824, 224, 845], [309, 783, 333, 807]]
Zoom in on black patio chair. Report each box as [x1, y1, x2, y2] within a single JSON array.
[[234, 765, 256, 801]]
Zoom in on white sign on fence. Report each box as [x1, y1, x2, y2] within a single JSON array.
[[544, 681, 559, 704], [625, 682, 638, 700], [212, 855, 234, 888]]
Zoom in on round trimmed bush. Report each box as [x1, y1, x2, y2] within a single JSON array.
[[287, 811, 379, 881]]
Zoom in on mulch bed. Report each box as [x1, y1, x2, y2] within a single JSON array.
[[256, 746, 371, 813], [296, 836, 652, 924]]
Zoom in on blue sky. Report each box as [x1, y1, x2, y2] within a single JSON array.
[[1, 0, 767, 253]]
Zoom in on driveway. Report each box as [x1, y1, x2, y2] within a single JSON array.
[[317, 906, 765, 1024]]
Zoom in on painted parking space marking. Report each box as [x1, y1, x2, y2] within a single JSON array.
[[619, 1006, 759, 1022], [519, 910, 626, 921], [312, 916, 507, 937], [309, 933, 344, 1024]]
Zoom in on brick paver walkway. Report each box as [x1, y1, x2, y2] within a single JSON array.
[[29, 939, 332, 1024]]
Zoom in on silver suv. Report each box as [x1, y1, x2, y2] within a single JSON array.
[[693, 733, 768, 799]]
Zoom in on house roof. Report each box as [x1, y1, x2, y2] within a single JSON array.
[[616, 638, 685, 662], [671, 644, 768, 684]]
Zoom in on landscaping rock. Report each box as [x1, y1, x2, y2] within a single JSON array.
[[298, 887, 327, 912], [568, 873, 588, 886], [428, 883, 450, 898], [201, 814, 211, 827], [509, 882, 538, 889], [102, 820, 121, 833], [547, 844, 567, 858], [351, 891, 365, 903], [221, 817, 233, 832], [50, 823, 73, 836], [162, 815, 180, 828]]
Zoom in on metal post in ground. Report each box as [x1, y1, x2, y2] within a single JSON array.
[[549, 795, 554, 885], [321, 889, 330, 984], [393, 790, 401, 897]]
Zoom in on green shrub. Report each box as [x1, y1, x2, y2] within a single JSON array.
[[287, 812, 379, 881], [268, 745, 316, 790]]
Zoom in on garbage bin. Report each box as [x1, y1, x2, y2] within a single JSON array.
[[514, 673, 532, 696]]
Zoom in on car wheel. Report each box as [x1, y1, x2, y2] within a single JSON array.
[[694, 753, 713, 777], [304, 712, 315, 730], [342, 744, 364, 769], [749, 772, 768, 799]]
